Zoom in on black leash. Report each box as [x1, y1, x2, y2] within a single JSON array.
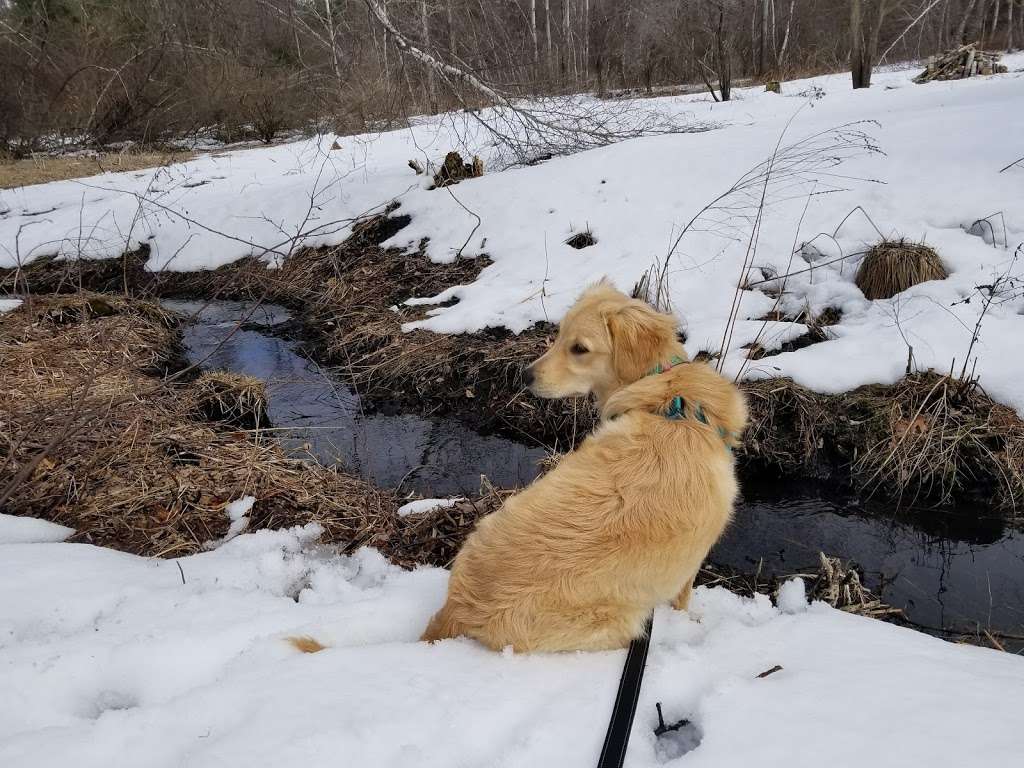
[[596, 613, 654, 768]]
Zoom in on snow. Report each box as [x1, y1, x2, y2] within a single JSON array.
[[2, 60, 1024, 411], [0, 298, 22, 313], [776, 577, 808, 615], [396, 497, 465, 517], [0, 514, 74, 544], [204, 496, 256, 548], [3, 529, 1024, 767]]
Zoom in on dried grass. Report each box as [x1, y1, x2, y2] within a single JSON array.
[[742, 373, 1024, 509], [0, 150, 194, 190], [855, 373, 1024, 508], [696, 554, 901, 620], [855, 239, 948, 300], [189, 371, 269, 429], [0, 294, 394, 556]]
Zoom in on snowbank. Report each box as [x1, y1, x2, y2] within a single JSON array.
[[2, 59, 1024, 413], [2, 529, 1023, 767], [0, 513, 73, 544]]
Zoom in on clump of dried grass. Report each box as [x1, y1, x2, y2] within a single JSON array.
[[189, 371, 269, 429], [739, 373, 1024, 509], [740, 378, 828, 469], [855, 373, 1024, 508], [0, 294, 394, 557], [800, 553, 902, 619], [696, 554, 901, 620], [855, 239, 947, 300]]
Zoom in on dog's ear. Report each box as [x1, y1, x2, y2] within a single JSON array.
[[605, 301, 676, 384]]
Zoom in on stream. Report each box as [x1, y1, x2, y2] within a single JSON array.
[[167, 300, 1024, 647]]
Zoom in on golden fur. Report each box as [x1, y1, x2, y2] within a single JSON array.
[[421, 283, 747, 652], [286, 636, 328, 654]]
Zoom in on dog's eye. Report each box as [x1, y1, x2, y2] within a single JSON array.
[[570, 343, 589, 355]]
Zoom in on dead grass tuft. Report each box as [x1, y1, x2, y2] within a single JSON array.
[[189, 371, 269, 429], [855, 239, 947, 300], [742, 373, 1024, 509], [855, 373, 1024, 508], [697, 554, 901, 620]]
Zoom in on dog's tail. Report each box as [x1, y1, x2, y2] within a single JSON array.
[[286, 635, 329, 653]]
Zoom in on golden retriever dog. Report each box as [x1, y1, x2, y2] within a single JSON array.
[[421, 282, 747, 652]]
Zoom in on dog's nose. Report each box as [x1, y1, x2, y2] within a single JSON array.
[[523, 365, 535, 388]]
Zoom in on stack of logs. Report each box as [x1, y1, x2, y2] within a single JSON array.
[[914, 44, 1007, 83]]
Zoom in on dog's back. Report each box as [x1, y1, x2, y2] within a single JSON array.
[[423, 363, 747, 652]]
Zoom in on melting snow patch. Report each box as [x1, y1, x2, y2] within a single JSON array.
[[0, 298, 22, 314], [397, 497, 465, 517], [204, 496, 255, 548]]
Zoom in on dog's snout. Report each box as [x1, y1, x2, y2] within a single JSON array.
[[523, 364, 535, 388]]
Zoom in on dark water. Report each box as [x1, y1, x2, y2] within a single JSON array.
[[719, 485, 1024, 644], [166, 300, 1024, 646], [163, 300, 546, 496]]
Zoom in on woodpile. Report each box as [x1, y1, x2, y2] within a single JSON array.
[[914, 44, 1007, 83]]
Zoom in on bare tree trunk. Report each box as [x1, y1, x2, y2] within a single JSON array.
[[771, 0, 778, 63], [530, 0, 538, 64], [1009, 0, 1016, 50], [446, 0, 454, 56], [545, 0, 553, 73], [716, 8, 732, 100], [758, 0, 770, 75], [939, 0, 950, 49], [562, 0, 572, 83], [869, 0, 889, 63], [421, 0, 436, 109], [322, 0, 343, 95], [955, 0, 980, 42], [851, 0, 868, 87], [776, 0, 796, 75], [990, 0, 1002, 45], [583, 0, 589, 80]]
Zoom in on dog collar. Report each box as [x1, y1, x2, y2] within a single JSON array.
[[646, 355, 687, 377], [640, 357, 736, 449]]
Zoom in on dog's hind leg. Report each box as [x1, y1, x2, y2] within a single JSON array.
[[671, 574, 696, 611], [421, 604, 462, 643]]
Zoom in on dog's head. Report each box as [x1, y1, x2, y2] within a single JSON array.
[[524, 282, 684, 405]]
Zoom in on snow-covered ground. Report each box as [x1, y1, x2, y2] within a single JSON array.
[[3, 58, 1024, 410], [3, 525, 1024, 767]]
